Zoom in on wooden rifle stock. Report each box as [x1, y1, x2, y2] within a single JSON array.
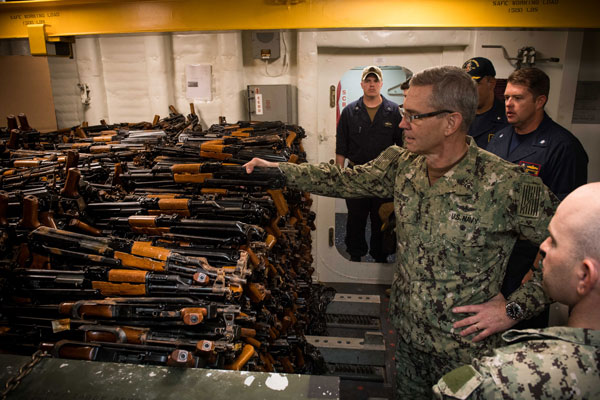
[[6, 114, 18, 131], [285, 131, 297, 148], [266, 189, 289, 217], [279, 356, 295, 373], [157, 198, 189, 210], [122, 326, 147, 344], [245, 337, 261, 349], [0, 191, 8, 226], [112, 162, 123, 186], [39, 211, 58, 229], [130, 241, 173, 261], [181, 307, 206, 325], [61, 168, 81, 198], [226, 344, 255, 371], [197, 339, 215, 353], [13, 160, 42, 168], [92, 135, 118, 143], [59, 301, 115, 319], [74, 127, 87, 138], [173, 173, 212, 184], [199, 151, 232, 161], [89, 145, 111, 154], [20, 195, 41, 229], [30, 253, 49, 269], [107, 269, 148, 283], [259, 352, 274, 372], [7, 129, 19, 149], [92, 281, 147, 296], [85, 330, 121, 343], [246, 283, 269, 303], [239, 245, 260, 268], [68, 218, 102, 236], [265, 234, 276, 251], [82, 325, 146, 344], [17, 113, 32, 131], [116, 251, 166, 272], [65, 150, 79, 172], [240, 328, 257, 338], [55, 341, 98, 361], [294, 347, 305, 369], [167, 349, 196, 367]]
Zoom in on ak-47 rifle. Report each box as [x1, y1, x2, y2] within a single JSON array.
[[58, 298, 249, 341], [86, 196, 273, 224], [29, 226, 251, 290], [107, 215, 265, 243], [46, 339, 202, 367], [121, 162, 285, 190], [45, 338, 257, 370]]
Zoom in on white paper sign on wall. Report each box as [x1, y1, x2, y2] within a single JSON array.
[[185, 64, 212, 100]]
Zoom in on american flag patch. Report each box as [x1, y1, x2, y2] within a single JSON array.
[[518, 183, 541, 218]]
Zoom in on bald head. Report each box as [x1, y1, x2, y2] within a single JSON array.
[[541, 183, 600, 316], [555, 182, 600, 261]]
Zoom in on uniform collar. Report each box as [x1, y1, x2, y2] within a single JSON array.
[[502, 326, 600, 347], [407, 137, 477, 196], [428, 137, 478, 195], [358, 95, 394, 113]]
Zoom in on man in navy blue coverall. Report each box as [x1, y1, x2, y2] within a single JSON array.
[[335, 66, 403, 263], [487, 67, 589, 327]]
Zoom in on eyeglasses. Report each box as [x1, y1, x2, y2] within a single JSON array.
[[399, 108, 454, 123]]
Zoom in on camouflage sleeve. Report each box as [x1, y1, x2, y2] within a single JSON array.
[[278, 146, 404, 198], [433, 350, 534, 399], [432, 364, 489, 399], [513, 174, 558, 243], [435, 333, 600, 399], [506, 175, 559, 319]]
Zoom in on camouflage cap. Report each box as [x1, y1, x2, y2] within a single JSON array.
[[361, 66, 383, 82]]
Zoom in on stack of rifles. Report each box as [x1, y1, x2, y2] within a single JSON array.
[[0, 105, 333, 374]]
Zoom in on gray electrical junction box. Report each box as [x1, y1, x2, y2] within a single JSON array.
[[247, 84, 297, 124]]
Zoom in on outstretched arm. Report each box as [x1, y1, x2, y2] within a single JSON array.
[[243, 158, 279, 174]]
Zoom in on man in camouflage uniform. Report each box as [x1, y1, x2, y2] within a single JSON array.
[[434, 182, 600, 399], [244, 66, 558, 398]]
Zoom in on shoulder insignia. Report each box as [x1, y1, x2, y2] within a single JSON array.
[[374, 146, 401, 164], [518, 182, 542, 218], [437, 365, 483, 399]]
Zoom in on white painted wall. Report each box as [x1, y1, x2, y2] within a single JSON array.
[[58, 31, 298, 129]]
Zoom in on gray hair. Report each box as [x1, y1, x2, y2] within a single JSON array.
[[410, 66, 478, 132]]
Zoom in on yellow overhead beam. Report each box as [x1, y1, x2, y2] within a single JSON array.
[[0, 0, 599, 40]]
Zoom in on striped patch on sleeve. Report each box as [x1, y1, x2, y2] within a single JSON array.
[[518, 183, 542, 218]]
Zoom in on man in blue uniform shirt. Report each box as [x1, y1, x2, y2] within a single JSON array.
[[461, 57, 508, 149], [488, 67, 588, 199], [487, 67, 589, 326], [335, 66, 403, 263]]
